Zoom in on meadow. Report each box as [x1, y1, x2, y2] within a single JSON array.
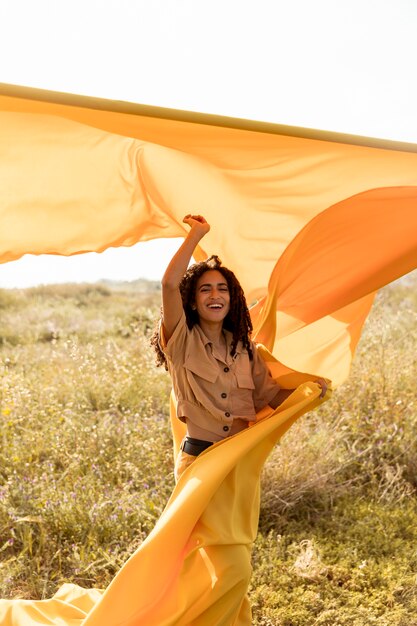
[[0, 273, 416, 625]]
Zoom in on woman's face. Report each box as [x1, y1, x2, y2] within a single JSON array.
[[194, 270, 230, 323]]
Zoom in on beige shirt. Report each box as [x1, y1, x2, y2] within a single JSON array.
[[159, 312, 280, 440]]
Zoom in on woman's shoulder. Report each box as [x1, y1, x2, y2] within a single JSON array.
[[159, 310, 189, 355]]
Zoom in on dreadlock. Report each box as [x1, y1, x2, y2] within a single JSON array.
[[150, 255, 253, 369]]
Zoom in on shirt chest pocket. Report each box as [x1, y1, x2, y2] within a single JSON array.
[[184, 354, 219, 383], [232, 369, 256, 416], [235, 372, 255, 390], [235, 352, 255, 390]]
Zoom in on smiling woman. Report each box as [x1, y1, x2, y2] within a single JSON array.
[[144, 214, 328, 621]]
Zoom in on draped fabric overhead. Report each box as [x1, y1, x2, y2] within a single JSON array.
[[1, 83, 417, 625], [2, 84, 417, 385]]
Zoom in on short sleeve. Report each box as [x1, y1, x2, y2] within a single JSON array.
[[251, 343, 281, 411], [159, 310, 188, 361]]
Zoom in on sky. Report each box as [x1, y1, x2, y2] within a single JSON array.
[[1, 0, 417, 288]]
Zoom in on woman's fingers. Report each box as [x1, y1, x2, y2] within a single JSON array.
[[183, 214, 206, 223], [183, 215, 210, 233], [315, 377, 328, 398]]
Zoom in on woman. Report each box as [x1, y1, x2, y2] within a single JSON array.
[[151, 214, 327, 481]]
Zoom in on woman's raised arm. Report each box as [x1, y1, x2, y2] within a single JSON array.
[[161, 214, 210, 341]]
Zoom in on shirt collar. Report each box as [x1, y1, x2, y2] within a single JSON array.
[[194, 324, 244, 355]]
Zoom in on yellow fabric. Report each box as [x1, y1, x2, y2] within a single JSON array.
[[2, 86, 417, 386], [1, 84, 417, 624]]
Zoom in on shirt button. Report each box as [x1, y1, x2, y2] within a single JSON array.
[[221, 392, 227, 398], [225, 411, 230, 417], [223, 425, 229, 432], [224, 367, 229, 372]]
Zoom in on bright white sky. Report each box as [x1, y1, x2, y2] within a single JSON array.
[[1, 0, 417, 288]]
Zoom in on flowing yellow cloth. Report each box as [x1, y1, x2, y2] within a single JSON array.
[[1, 84, 417, 625]]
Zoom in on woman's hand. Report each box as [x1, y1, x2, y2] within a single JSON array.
[[183, 214, 210, 237], [315, 377, 328, 398]]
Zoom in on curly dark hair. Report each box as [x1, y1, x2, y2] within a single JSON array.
[[150, 255, 253, 369]]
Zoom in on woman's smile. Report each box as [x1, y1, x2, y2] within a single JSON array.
[[195, 270, 230, 321]]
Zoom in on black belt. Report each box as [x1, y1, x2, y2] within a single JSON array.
[[181, 437, 213, 457]]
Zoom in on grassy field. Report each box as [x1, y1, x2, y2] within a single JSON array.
[[0, 273, 416, 625]]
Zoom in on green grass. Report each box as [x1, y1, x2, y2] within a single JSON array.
[[0, 273, 416, 624]]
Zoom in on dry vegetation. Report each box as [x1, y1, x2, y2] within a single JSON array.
[[0, 273, 416, 625]]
